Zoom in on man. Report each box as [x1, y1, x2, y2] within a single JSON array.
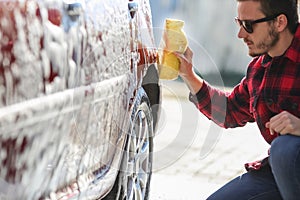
[[174, 0, 300, 199]]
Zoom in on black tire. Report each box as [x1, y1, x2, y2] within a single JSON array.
[[142, 64, 161, 133], [104, 88, 154, 200]]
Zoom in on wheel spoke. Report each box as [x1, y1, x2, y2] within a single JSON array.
[[133, 179, 143, 200]]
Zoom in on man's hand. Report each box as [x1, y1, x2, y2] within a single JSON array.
[[174, 47, 203, 95], [265, 111, 300, 136], [174, 47, 194, 78]]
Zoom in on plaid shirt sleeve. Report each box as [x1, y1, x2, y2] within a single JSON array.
[[189, 79, 255, 128]]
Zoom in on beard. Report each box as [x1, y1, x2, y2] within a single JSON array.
[[248, 25, 280, 57]]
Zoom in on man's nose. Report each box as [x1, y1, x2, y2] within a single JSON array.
[[237, 26, 247, 39]]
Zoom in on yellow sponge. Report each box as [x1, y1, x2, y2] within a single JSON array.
[[158, 18, 188, 80]]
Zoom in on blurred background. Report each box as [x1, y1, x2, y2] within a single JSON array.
[[149, 0, 252, 87]]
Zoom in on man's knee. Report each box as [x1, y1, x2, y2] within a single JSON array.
[[269, 135, 300, 169]]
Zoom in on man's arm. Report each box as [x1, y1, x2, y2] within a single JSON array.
[[174, 47, 255, 128], [174, 47, 203, 95]]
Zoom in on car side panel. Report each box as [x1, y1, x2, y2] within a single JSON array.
[[0, 0, 142, 199]]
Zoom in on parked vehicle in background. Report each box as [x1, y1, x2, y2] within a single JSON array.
[[0, 0, 160, 199]]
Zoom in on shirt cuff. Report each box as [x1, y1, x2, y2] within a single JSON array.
[[188, 81, 211, 108]]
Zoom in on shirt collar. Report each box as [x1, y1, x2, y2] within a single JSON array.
[[262, 54, 272, 65], [283, 23, 300, 63]]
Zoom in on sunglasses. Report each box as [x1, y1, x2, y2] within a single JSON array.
[[235, 14, 280, 33]]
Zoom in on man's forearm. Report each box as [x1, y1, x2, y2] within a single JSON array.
[[180, 71, 204, 95]]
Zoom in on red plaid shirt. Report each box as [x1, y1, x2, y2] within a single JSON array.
[[189, 24, 300, 170]]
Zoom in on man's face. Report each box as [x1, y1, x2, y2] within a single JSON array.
[[236, 1, 279, 57]]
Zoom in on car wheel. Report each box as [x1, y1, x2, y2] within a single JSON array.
[[105, 88, 154, 200]]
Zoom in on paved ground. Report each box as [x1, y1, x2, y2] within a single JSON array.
[[149, 80, 270, 200]]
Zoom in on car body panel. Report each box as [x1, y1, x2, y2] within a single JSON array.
[[0, 0, 158, 199]]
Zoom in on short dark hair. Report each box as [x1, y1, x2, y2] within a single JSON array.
[[237, 0, 299, 33]]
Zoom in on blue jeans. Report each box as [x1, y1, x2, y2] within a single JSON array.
[[207, 135, 300, 200]]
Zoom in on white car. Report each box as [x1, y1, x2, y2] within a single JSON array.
[[0, 0, 160, 199]]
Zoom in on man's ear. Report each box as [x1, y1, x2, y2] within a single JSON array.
[[275, 14, 288, 32]]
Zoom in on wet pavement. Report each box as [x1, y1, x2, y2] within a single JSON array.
[[150, 80, 270, 200]]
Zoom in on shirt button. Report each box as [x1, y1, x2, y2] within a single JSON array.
[[266, 98, 274, 106], [292, 103, 298, 110]]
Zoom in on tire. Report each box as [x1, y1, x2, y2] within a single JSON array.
[[142, 64, 161, 132], [104, 88, 154, 200]]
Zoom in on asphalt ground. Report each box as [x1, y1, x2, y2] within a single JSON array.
[[149, 80, 270, 200]]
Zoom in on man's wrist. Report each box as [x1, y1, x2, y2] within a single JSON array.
[[180, 71, 203, 95]]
